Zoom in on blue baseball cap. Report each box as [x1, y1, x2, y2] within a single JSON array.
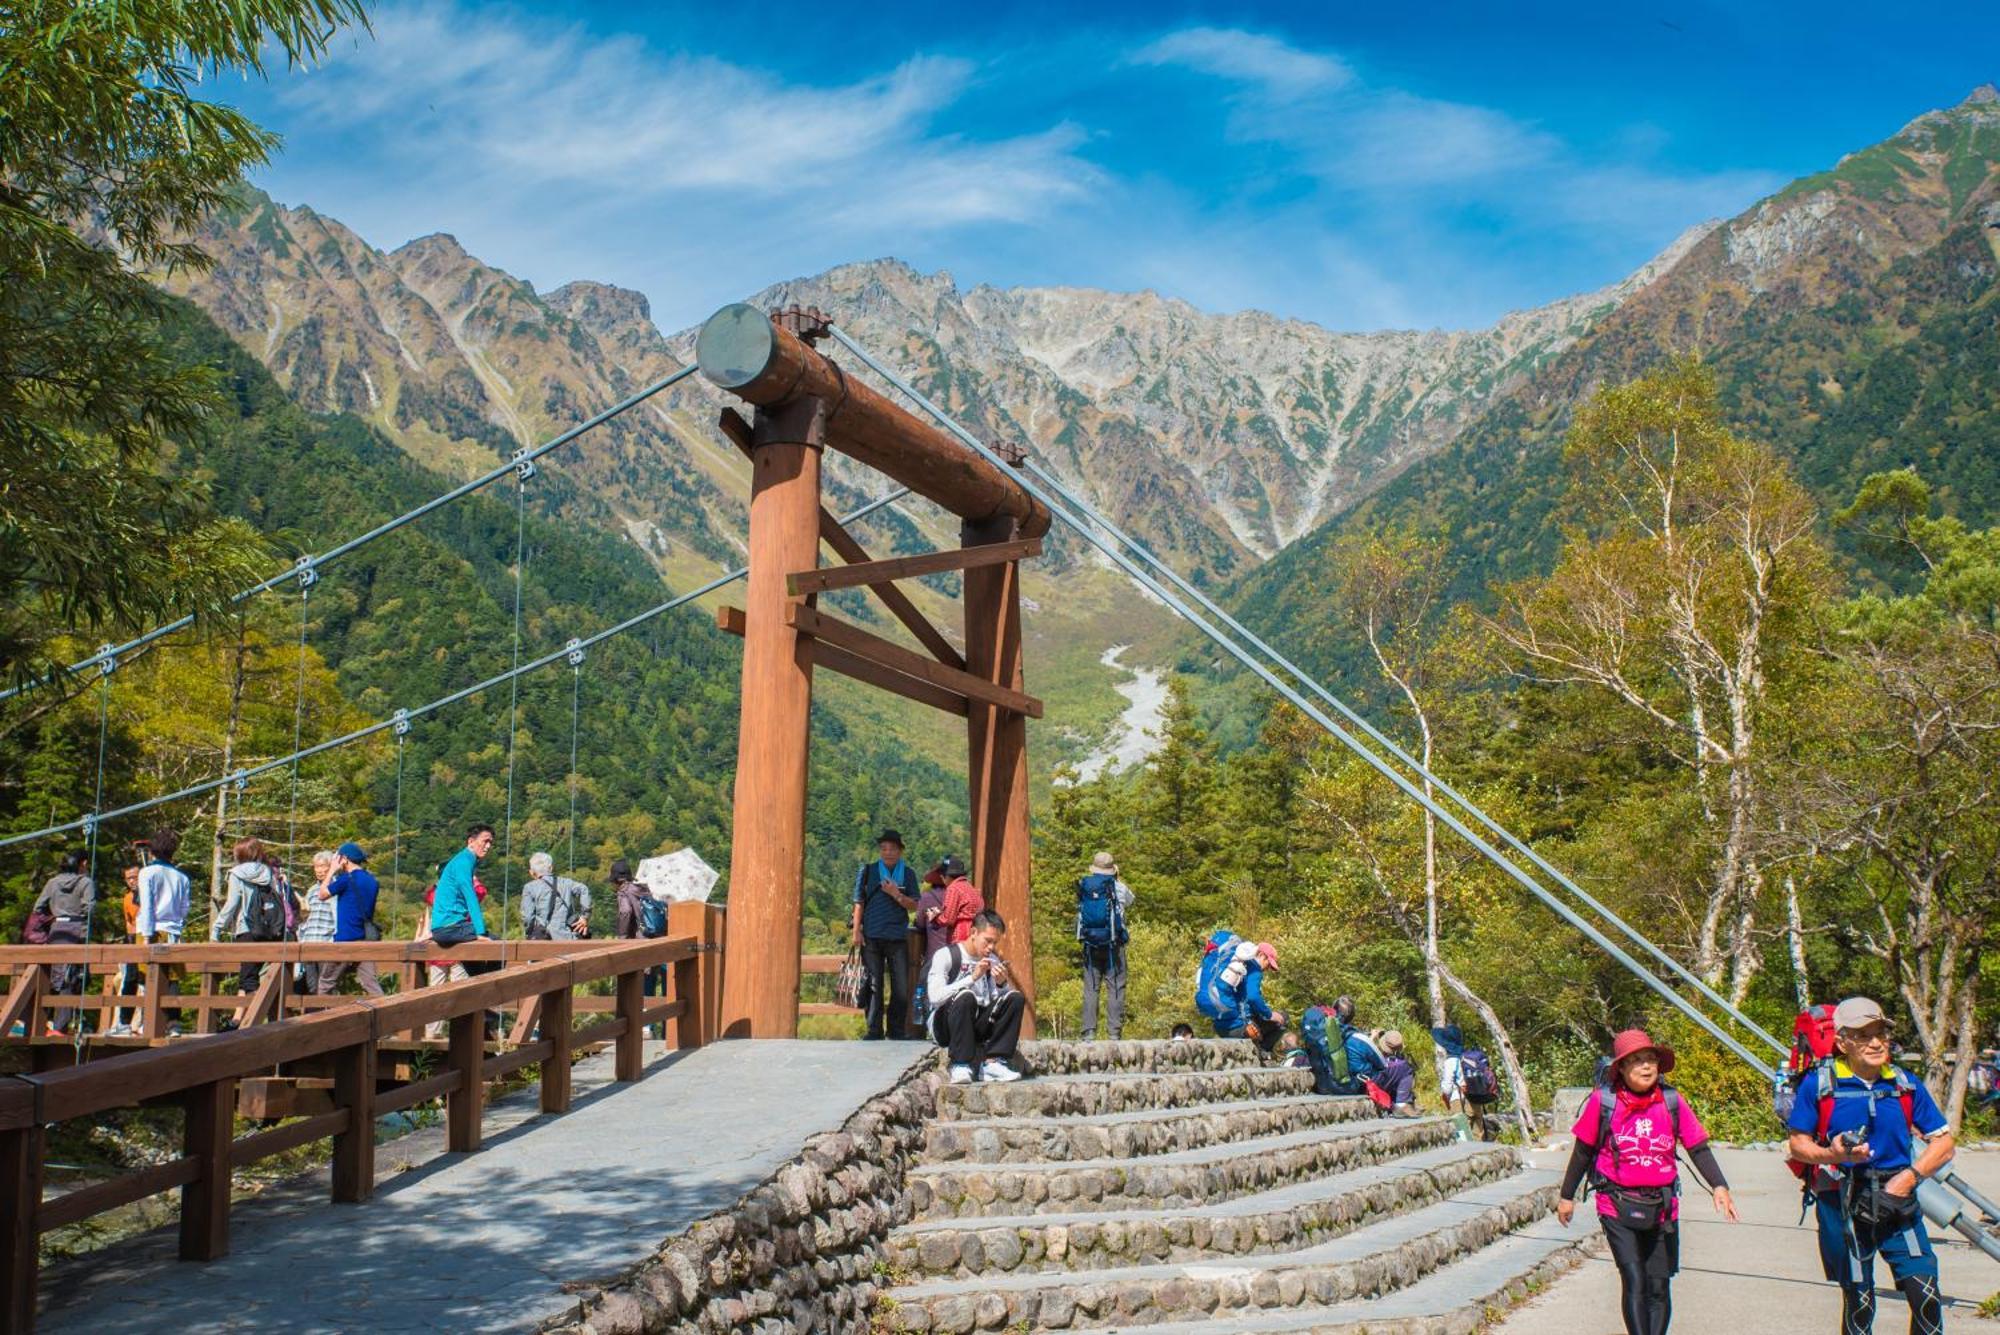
[[338, 842, 369, 864]]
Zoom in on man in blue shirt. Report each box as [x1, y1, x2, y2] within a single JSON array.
[[1786, 996, 1953, 1335], [849, 829, 918, 1040], [315, 841, 384, 997]]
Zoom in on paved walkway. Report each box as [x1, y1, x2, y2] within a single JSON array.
[[1493, 1146, 2000, 1332], [38, 1039, 928, 1333]]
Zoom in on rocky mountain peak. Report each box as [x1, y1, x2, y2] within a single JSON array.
[[1961, 83, 1999, 107]]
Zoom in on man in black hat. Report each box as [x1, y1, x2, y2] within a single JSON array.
[[851, 829, 919, 1039]]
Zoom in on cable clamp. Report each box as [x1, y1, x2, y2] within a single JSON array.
[[81, 814, 97, 838], [393, 708, 412, 737], [565, 638, 586, 668], [295, 556, 319, 590], [513, 450, 539, 482], [232, 769, 249, 793], [96, 645, 118, 677]]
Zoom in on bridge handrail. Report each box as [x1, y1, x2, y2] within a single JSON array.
[[0, 906, 723, 1335]]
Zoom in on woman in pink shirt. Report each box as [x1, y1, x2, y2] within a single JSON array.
[[1555, 1029, 1737, 1335]]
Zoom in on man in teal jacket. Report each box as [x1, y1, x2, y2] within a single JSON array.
[[432, 823, 494, 944]]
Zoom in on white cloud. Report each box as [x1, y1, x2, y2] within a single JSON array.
[[285, 2, 1096, 222], [1130, 26, 1351, 95]]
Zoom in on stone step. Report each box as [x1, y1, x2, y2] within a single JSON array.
[[888, 1142, 1520, 1278], [1097, 1217, 1588, 1333], [936, 1066, 1315, 1122], [1016, 1039, 1269, 1076], [921, 1093, 1378, 1164], [907, 1117, 1457, 1221], [881, 1171, 1559, 1331]]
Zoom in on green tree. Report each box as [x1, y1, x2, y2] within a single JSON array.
[[0, 0, 367, 697]]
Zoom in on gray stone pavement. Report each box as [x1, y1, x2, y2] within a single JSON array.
[[1492, 1146, 2000, 1333], [37, 1038, 929, 1333]]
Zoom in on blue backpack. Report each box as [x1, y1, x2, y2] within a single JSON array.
[[1460, 1047, 1499, 1104], [637, 896, 668, 939], [1194, 930, 1241, 1021], [1301, 1006, 1358, 1095], [1076, 874, 1127, 953]]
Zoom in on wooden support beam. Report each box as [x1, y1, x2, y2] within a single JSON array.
[[787, 538, 1040, 597], [721, 407, 965, 670], [963, 517, 1036, 1036], [538, 985, 573, 1114], [718, 607, 969, 717], [614, 971, 643, 1081], [718, 403, 823, 1041], [446, 1012, 484, 1153], [179, 1079, 235, 1261], [667, 901, 711, 1051], [0, 966, 42, 1038], [331, 1041, 376, 1203], [787, 604, 1043, 718], [0, 1121, 41, 1334], [698, 307, 1050, 537]]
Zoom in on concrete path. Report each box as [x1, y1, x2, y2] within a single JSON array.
[[37, 1039, 929, 1333], [1492, 1146, 2000, 1332]]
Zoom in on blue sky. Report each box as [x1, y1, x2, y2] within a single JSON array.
[[230, 1, 2000, 333]]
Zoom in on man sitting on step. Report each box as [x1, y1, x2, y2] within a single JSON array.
[[926, 909, 1027, 1085]]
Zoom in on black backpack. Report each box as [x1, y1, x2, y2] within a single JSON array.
[[243, 877, 289, 942]]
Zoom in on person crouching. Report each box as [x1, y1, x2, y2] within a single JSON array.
[[926, 909, 1026, 1085]]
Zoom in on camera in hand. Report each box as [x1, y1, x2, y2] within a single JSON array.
[[1835, 1129, 1868, 1151]]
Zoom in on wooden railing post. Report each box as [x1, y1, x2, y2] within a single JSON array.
[[538, 984, 573, 1114], [445, 1011, 484, 1153], [667, 903, 708, 1051], [142, 959, 165, 1040], [331, 1038, 377, 1203], [1, 1121, 42, 1334], [614, 970, 643, 1081], [179, 1078, 235, 1261]]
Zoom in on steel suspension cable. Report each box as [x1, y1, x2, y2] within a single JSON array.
[[827, 323, 1776, 1075], [1021, 456, 1787, 1060], [76, 658, 113, 1049], [499, 472, 529, 941], [0, 365, 700, 706], [0, 487, 913, 853], [566, 643, 584, 882], [287, 576, 314, 863]]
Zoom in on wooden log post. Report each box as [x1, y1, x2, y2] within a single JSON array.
[[963, 516, 1035, 1034], [667, 901, 709, 1051], [179, 1078, 235, 1261], [331, 1039, 377, 1203], [614, 969, 644, 1081], [717, 394, 825, 1040], [0, 1120, 42, 1334], [445, 1011, 484, 1153], [538, 983, 573, 1114]]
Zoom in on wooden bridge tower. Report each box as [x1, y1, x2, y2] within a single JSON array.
[[696, 305, 1050, 1039]]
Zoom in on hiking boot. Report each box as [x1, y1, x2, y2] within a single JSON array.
[[980, 1059, 1022, 1083], [948, 1064, 975, 1085]]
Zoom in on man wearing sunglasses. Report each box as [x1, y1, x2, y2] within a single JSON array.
[[1785, 996, 1952, 1335]]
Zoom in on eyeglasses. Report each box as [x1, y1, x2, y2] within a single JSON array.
[[1840, 1028, 1893, 1045]]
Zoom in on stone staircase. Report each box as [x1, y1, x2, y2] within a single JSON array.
[[877, 1042, 1587, 1333]]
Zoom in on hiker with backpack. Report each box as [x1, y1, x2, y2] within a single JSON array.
[[851, 829, 920, 1040], [1075, 850, 1132, 1041], [1556, 1028, 1735, 1335], [30, 850, 95, 1036], [1376, 1030, 1420, 1117], [315, 842, 384, 997], [212, 837, 290, 1015], [1783, 997, 1952, 1335], [522, 851, 593, 940], [926, 908, 1026, 1084], [614, 860, 671, 1024], [1432, 1021, 1501, 1142], [134, 826, 191, 1035], [937, 854, 984, 946], [1194, 931, 1286, 1051]]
